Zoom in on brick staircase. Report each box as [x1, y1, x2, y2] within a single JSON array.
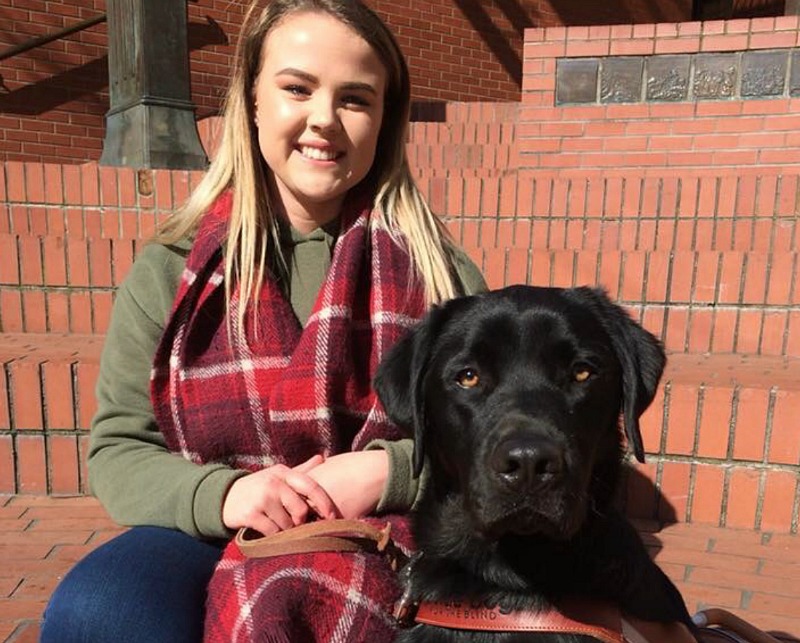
[[2, 162, 800, 641], [2, 14, 800, 642]]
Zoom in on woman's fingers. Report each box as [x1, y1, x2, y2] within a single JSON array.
[[247, 512, 282, 537], [293, 454, 324, 474], [284, 469, 339, 520], [221, 455, 335, 533]]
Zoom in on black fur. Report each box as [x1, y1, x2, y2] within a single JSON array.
[[374, 285, 694, 643]]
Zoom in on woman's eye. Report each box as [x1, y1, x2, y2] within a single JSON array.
[[341, 94, 370, 108], [284, 84, 309, 97], [456, 368, 480, 389]]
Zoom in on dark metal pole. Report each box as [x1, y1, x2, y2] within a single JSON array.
[[99, 0, 207, 170]]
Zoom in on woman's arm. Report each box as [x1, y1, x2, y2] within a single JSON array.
[[88, 242, 247, 539]]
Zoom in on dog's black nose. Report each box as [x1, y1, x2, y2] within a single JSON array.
[[489, 437, 565, 487]]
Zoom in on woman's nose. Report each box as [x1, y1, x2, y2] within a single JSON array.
[[308, 97, 340, 133]]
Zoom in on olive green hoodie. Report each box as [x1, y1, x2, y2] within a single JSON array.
[[88, 225, 485, 540]]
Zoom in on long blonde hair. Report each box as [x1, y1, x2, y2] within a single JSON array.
[[155, 0, 459, 329]]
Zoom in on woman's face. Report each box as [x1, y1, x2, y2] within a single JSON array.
[[253, 11, 387, 231]]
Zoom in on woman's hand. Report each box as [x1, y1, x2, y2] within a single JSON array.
[[302, 451, 389, 520], [222, 455, 339, 536]]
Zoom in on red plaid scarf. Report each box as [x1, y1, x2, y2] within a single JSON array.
[[150, 190, 424, 642]]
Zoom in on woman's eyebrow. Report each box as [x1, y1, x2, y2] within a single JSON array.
[[275, 67, 378, 95]]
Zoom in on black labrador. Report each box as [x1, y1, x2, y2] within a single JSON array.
[[374, 285, 695, 643]]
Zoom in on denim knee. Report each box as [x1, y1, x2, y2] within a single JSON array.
[[41, 526, 223, 643]]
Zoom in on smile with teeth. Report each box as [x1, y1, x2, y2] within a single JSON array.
[[300, 146, 342, 161]]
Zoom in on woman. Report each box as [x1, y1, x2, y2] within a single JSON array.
[[41, 0, 485, 641]]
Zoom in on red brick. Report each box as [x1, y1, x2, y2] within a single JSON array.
[[725, 467, 760, 530], [768, 390, 800, 465], [597, 251, 621, 299], [45, 291, 70, 333], [644, 252, 669, 302], [68, 291, 93, 334], [0, 235, 20, 285], [551, 250, 574, 287], [690, 464, 724, 526], [620, 251, 646, 301], [42, 236, 67, 286], [574, 251, 598, 288], [99, 167, 119, 207], [505, 248, 528, 285], [0, 436, 14, 494], [664, 384, 698, 456], [64, 207, 84, 239], [759, 311, 786, 356], [668, 251, 693, 303], [80, 163, 99, 206], [4, 161, 25, 203], [22, 290, 47, 333], [696, 387, 732, 459], [735, 309, 762, 354], [89, 238, 113, 287], [16, 435, 47, 494], [9, 361, 43, 431], [687, 308, 713, 353], [92, 291, 114, 335], [41, 361, 74, 430], [0, 290, 24, 332], [692, 252, 718, 302], [18, 237, 43, 286], [48, 435, 81, 495], [663, 307, 688, 352], [759, 470, 798, 533], [43, 163, 64, 205], [731, 388, 769, 461], [742, 253, 768, 304], [659, 461, 691, 522], [710, 308, 736, 353]]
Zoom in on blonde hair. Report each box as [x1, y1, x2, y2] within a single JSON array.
[[155, 0, 458, 329]]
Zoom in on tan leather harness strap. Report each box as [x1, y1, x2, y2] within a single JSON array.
[[412, 599, 625, 643], [235, 519, 398, 563]]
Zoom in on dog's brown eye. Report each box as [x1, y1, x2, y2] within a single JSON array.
[[456, 368, 480, 388], [574, 368, 592, 383]]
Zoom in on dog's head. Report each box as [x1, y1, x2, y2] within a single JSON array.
[[374, 285, 665, 541]]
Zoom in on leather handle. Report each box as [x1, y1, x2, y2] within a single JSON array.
[[235, 519, 394, 560]]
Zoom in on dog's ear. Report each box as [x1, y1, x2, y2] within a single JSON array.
[[577, 288, 666, 463], [374, 306, 446, 478]]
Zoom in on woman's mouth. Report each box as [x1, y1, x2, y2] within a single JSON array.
[[299, 145, 342, 162]]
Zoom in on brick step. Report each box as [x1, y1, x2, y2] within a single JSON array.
[[11, 497, 797, 641], [459, 248, 800, 357], [631, 353, 800, 533], [4, 237, 800, 350], [461, 249, 799, 303], [0, 333, 103, 495], [2, 334, 798, 532]]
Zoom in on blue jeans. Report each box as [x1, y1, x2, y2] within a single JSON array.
[[41, 526, 224, 643]]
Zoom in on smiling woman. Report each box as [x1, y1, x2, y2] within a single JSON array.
[[39, 1, 486, 642]]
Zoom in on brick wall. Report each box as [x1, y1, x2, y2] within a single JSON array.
[[0, 0, 698, 165]]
